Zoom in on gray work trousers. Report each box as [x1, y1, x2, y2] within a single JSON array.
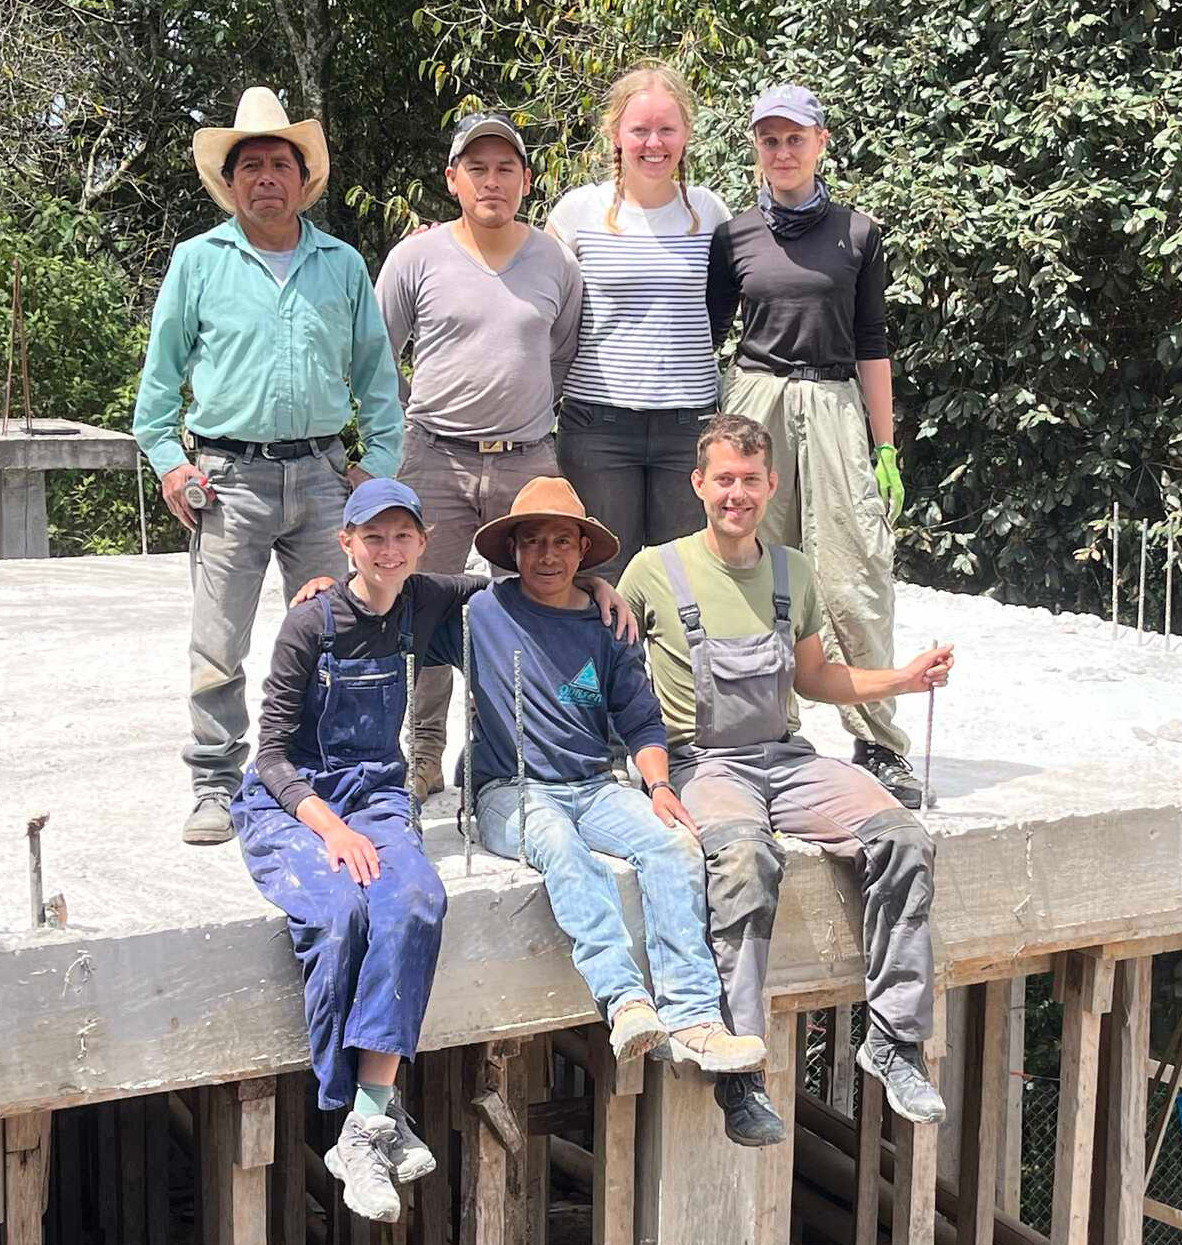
[[397, 423, 559, 764], [187, 440, 350, 799], [670, 736, 935, 1044]]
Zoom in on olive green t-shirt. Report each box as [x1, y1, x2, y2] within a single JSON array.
[[618, 532, 823, 747]]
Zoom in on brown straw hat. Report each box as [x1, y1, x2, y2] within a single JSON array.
[[474, 477, 620, 572], [193, 87, 330, 215]]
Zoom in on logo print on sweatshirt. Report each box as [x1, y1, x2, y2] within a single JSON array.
[[557, 659, 602, 707]]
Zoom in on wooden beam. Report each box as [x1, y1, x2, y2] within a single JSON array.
[[938, 988, 969, 1188], [415, 1049, 452, 1245], [588, 1024, 639, 1245], [755, 1008, 797, 1245], [270, 1073, 306, 1245], [855, 1066, 885, 1245], [997, 977, 1025, 1218], [1144, 1196, 1182, 1230], [119, 1096, 148, 1245], [1050, 952, 1114, 1245], [892, 992, 946, 1245], [957, 979, 1009, 1245], [525, 1033, 550, 1245], [3, 1111, 50, 1245], [459, 1043, 509, 1245], [1103, 958, 1150, 1245]]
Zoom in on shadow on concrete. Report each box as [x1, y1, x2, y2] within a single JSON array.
[[930, 755, 1045, 799]]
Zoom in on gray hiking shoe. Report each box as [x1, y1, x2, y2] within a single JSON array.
[[182, 794, 234, 846], [380, 1088, 436, 1184], [324, 1112, 401, 1222], [856, 1026, 946, 1124]]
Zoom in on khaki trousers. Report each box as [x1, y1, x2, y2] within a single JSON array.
[[721, 368, 909, 756]]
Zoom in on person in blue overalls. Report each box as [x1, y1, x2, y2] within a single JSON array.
[[233, 477, 635, 1223], [232, 479, 472, 1224]]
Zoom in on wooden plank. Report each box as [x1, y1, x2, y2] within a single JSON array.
[[413, 1050, 451, 1245], [7, 807, 1182, 1116], [1103, 957, 1150, 1245], [1050, 953, 1114, 1245], [502, 1043, 530, 1245], [525, 1034, 550, 1245], [53, 1109, 83, 1245], [145, 1095, 170, 1245], [270, 1073, 306, 1245], [459, 1044, 506, 1245], [0, 1118, 5, 1226], [1144, 1196, 1182, 1230], [997, 976, 1025, 1218], [234, 1079, 276, 1169], [119, 1097, 148, 1245], [3, 1111, 50, 1245], [96, 1100, 118, 1245], [831, 1004, 855, 1114], [938, 987, 969, 1187], [854, 1067, 885, 1245], [588, 1024, 637, 1245], [892, 1055, 942, 1245], [957, 979, 1009, 1245], [754, 1008, 796, 1245]]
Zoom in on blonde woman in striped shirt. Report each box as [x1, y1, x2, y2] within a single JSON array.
[[547, 63, 730, 583]]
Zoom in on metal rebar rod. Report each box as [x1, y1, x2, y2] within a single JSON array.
[[1137, 518, 1148, 645], [461, 604, 474, 875], [1167, 521, 1175, 655], [922, 638, 937, 812], [1111, 501, 1120, 640], [135, 453, 149, 556], [2, 262, 16, 438], [27, 813, 47, 928], [406, 651, 418, 836], [514, 649, 526, 864]]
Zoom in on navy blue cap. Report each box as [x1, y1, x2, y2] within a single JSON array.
[[343, 478, 425, 528]]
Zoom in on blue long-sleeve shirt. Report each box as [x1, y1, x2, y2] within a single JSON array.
[[432, 579, 667, 790], [132, 216, 404, 478]]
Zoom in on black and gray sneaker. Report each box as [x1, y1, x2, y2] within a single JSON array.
[[856, 1025, 946, 1124], [853, 742, 925, 809], [713, 1071, 788, 1147], [324, 1112, 401, 1222], [380, 1087, 436, 1184]]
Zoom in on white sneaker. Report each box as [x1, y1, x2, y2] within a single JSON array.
[[324, 1112, 401, 1222]]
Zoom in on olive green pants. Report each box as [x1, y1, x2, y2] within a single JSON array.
[[721, 368, 909, 756]]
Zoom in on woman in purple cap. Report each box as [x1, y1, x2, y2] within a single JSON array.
[[706, 84, 923, 810]]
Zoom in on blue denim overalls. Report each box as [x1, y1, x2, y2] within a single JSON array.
[[233, 590, 447, 1110]]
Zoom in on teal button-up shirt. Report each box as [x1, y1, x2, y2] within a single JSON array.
[[133, 217, 403, 478]]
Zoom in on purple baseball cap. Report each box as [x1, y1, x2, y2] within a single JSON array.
[[751, 85, 826, 129], [343, 478, 425, 528]]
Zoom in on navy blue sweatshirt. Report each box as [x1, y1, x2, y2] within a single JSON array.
[[433, 578, 667, 790]]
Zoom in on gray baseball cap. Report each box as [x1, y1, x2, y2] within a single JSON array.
[[751, 85, 825, 129], [448, 112, 528, 165]]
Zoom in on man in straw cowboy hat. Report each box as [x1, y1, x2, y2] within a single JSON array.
[[429, 476, 768, 1075], [132, 86, 404, 846]]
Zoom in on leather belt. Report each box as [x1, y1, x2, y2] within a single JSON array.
[[420, 430, 554, 455], [773, 365, 855, 382], [195, 434, 339, 460]]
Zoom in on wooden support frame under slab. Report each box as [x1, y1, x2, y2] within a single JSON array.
[[3, 1110, 51, 1245], [588, 1024, 642, 1245], [957, 979, 1010, 1245], [1050, 951, 1115, 1245], [754, 1008, 797, 1245], [892, 990, 946, 1245], [1104, 957, 1151, 1245]]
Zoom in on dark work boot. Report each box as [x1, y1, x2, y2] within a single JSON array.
[[713, 1071, 788, 1147], [856, 1025, 946, 1124], [853, 741, 925, 809]]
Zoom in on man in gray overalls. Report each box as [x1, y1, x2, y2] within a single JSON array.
[[619, 413, 953, 1145]]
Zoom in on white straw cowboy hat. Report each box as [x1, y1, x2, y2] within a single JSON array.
[[193, 86, 330, 215], [475, 477, 620, 572]]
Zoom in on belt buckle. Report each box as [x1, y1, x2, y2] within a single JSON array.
[[260, 442, 281, 460], [479, 439, 508, 454]]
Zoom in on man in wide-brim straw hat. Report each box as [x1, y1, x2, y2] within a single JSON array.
[[428, 475, 769, 1075], [132, 86, 404, 847]]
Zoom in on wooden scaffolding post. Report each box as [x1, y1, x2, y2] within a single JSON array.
[[997, 976, 1026, 1217], [197, 1077, 276, 1245], [460, 1040, 527, 1245], [854, 1063, 885, 1245], [893, 989, 946, 1245], [270, 1072, 306, 1245], [755, 1007, 798, 1245], [1050, 951, 1115, 1245], [525, 1034, 552, 1245], [414, 1048, 453, 1245], [588, 1023, 643, 1245], [3, 1111, 51, 1245], [957, 979, 1010, 1245], [1104, 957, 1151, 1245]]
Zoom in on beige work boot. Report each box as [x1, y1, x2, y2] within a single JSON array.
[[669, 1022, 767, 1073], [609, 999, 668, 1062], [412, 756, 444, 804]]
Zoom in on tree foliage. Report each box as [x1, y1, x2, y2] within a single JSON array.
[[0, 0, 1178, 623]]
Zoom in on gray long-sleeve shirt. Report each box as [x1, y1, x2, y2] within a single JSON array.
[[374, 223, 583, 442]]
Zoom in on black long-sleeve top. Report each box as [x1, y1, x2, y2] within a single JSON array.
[[706, 203, 889, 374], [255, 573, 486, 815]]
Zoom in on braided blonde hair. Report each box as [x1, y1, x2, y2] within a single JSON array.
[[602, 61, 700, 235]]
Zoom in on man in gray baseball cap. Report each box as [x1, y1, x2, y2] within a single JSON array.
[[373, 113, 583, 801]]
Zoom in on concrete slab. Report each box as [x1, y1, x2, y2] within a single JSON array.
[[2, 552, 1179, 944], [0, 419, 138, 472], [1, 553, 1180, 1113]]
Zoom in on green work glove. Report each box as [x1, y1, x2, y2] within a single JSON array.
[[873, 444, 905, 526]]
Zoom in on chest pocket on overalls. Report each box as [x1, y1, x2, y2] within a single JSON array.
[[660, 543, 796, 749]]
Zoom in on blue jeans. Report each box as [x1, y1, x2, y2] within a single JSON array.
[[477, 775, 722, 1031]]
